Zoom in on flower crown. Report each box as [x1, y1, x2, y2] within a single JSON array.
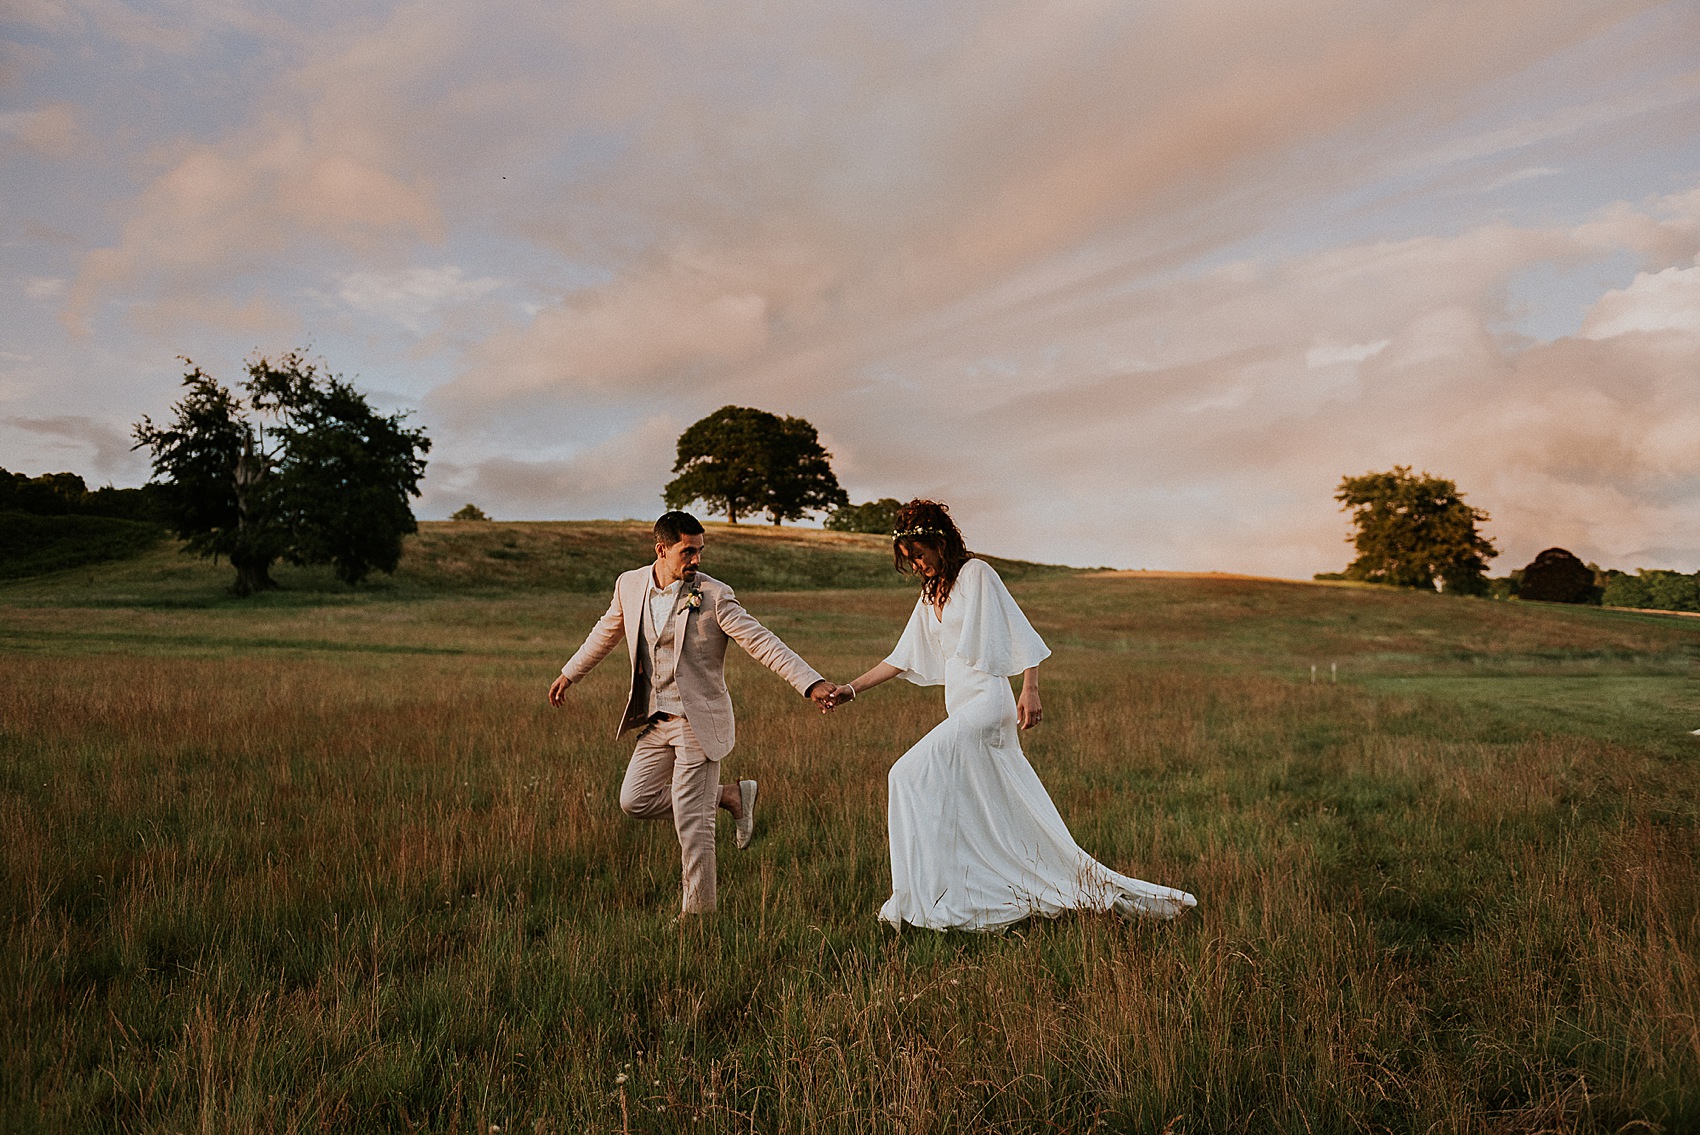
[[893, 525, 946, 539]]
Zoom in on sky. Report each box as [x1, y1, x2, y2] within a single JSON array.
[[3, 0, 1699, 575]]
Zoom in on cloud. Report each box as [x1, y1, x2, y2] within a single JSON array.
[[127, 290, 300, 337], [336, 265, 504, 334], [1306, 339, 1390, 369], [419, 414, 679, 521], [1580, 262, 1700, 339], [799, 197, 1700, 573], [5, 414, 146, 477], [417, 2, 1654, 417], [2, 0, 278, 52], [0, 101, 82, 158], [1472, 166, 1561, 195], [63, 121, 442, 334], [436, 248, 820, 413]]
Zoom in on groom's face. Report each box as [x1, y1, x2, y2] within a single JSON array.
[[656, 533, 705, 585]]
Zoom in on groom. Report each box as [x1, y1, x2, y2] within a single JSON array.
[[548, 510, 837, 915]]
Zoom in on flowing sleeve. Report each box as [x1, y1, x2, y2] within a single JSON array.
[[882, 598, 947, 686], [948, 559, 1051, 676]]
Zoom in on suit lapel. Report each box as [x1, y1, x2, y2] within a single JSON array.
[[623, 568, 649, 654], [672, 585, 693, 653]]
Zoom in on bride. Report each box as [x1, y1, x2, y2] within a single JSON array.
[[833, 500, 1197, 931]]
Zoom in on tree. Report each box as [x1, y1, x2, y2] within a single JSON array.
[[761, 416, 848, 524], [1602, 568, 1700, 613], [133, 352, 430, 595], [451, 503, 490, 521], [1517, 547, 1598, 604], [133, 363, 278, 595], [250, 354, 431, 584], [1333, 466, 1497, 594], [663, 406, 846, 525], [826, 498, 903, 534]]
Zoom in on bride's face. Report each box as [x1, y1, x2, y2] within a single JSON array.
[[902, 542, 942, 579]]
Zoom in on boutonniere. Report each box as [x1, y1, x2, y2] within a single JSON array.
[[684, 584, 702, 609]]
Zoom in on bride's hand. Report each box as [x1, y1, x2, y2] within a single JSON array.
[[1017, 687, 1043, 730]]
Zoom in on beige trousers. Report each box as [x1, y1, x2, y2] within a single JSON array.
[[619, 716, 721, 914]]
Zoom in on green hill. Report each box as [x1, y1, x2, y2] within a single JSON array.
[[0, 519, 1076, 605], [398, 520, 1074, 592], [0, 512, 165, 579]]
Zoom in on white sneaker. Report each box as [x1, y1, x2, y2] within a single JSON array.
[[735, 780, 758, 849]]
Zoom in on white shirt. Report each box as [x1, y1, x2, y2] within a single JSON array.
[[644, 573, 686, 716], [647, 574, 682, 643]]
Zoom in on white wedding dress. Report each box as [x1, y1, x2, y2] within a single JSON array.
[[878, 558, 1197, 931]]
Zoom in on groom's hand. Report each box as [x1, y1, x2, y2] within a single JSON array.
[[548, 674, 572, 707], [807, 680, 837, 713]]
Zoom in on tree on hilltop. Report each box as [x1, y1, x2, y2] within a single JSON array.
[[663, 406, 847, 525], [761, 415, 849, 524], [1332, 466, 1496, 594], [133, 351, 430, 595]]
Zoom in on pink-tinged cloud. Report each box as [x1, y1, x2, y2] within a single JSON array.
[[63, 124, 442, 335], [419, 415, 681, 521], [0, 101, 82, 158], [1582, 263, 1700, 338], [440, 259, 776, 410]]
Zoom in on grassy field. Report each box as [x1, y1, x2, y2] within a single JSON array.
[[2, 525, 1697, 1132]]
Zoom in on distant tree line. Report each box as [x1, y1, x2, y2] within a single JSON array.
[[1489, 558, 1699, 612], [826, 497, 903, 535], [1319, 466, 1697, 614], [1598, 568, 1699, 612], [0, 467, 162, 522]]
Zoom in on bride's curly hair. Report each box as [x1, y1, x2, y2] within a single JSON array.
[[893, 499, 973, 607]]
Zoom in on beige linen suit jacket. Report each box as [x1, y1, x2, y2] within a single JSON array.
[[560, 567, 823, 762]]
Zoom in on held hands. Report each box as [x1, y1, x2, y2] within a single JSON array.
[[807, 681, 856, 714]]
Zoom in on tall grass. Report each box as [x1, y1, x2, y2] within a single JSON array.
[[2, 573, 1697, 1132]]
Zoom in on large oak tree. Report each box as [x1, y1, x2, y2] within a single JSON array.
[[1334, 466, 1497, 594], [133, 352, 430, 596], [663, 406, 847, 525]]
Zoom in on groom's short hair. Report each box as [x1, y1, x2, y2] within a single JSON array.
[[654, 511, 705, 546]]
